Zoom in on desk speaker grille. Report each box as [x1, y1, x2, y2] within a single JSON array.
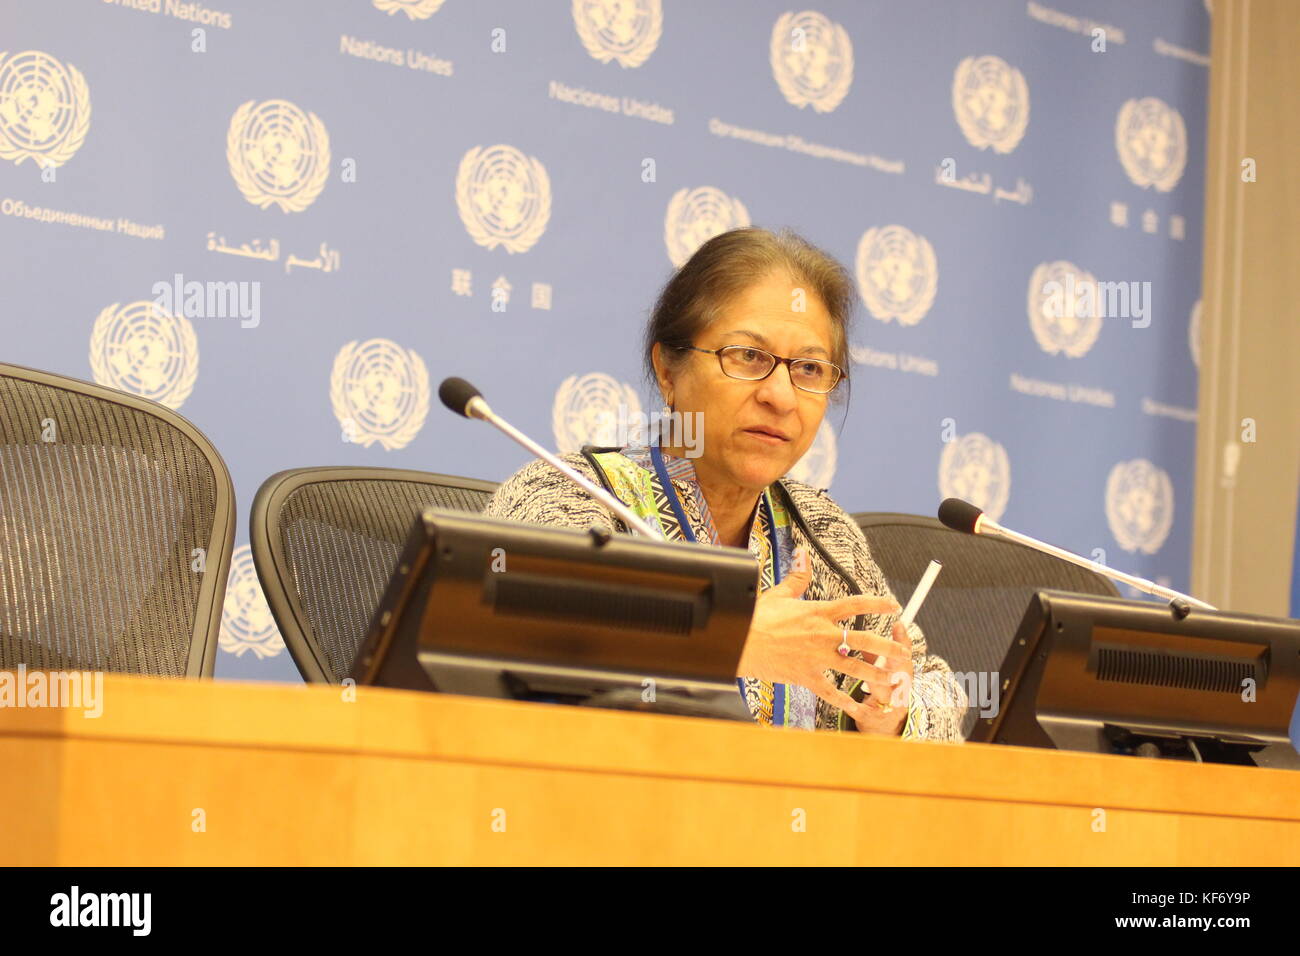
[[1096, 647, 1254, 693], [493, 578, 694, 635]]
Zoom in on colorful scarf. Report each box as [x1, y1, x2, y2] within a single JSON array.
[[587, 443, 820, 730]]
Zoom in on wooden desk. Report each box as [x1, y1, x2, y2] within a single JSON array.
[[1, 675, 1296, 865]]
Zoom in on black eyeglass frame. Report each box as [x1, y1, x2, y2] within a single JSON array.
[[671, 344, 845, 394]]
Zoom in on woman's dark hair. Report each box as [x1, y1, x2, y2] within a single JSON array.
[[642, 226, 855, 406]]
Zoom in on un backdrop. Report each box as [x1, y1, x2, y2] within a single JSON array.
[[0, 0, 1209, 682]]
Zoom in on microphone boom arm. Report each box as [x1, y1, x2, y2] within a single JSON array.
[[978, 514, 1216, 610], [467, 397, 660, 539]]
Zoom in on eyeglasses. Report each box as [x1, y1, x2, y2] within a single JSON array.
[[673, 345, 844, 394]]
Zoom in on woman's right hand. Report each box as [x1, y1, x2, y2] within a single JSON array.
[[734, 547, 908, 728]]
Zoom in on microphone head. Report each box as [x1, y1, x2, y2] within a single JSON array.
[[938, 497, 984, 534], [439, 377, 483, 418]]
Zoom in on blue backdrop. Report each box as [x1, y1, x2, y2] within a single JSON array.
[[0, 0, 1210, 681]]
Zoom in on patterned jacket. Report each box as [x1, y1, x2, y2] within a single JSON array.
[[481, 448, 967, 741]]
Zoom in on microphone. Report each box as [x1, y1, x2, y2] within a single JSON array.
[[438, 376, 490, 422], [937, 497, 1216, 611], [439, 377, 659, 539]]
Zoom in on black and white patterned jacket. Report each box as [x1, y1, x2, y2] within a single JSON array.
[[482, 449, 967, 741]]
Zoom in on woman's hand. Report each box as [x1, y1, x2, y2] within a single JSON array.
[[735, 547, 913, 733], [846, 619, 913, 736]]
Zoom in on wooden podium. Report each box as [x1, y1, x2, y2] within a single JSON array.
[[1, 674, 1296, 865]]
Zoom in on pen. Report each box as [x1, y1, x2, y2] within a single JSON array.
[[876, 559, 943, 666]]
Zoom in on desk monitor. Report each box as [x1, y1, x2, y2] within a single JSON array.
[[350, 508, 758, 720], [970, 589, 1300, 768]]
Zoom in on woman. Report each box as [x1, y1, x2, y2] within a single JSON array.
[[483, 227, 966, 739]]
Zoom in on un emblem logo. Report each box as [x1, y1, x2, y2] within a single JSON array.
[[572, 0, 663, 68], [788, 420, 838, 490], [552, 373, 640, 454], [89, 301, 199, 410], [1115, 97, 1187, 192], [770, 11, 854, 113], [0, 50, 91, 169], [218, 545, 286, 660], [1106, 459, 1174, 554], [939, 432, 1011, 522], [856, 225, 938, 325], [456, 144, 552, 254], [664, 186, 751, 267], [226, 99, 330, 213], [1027, 261, 1102, 358], [952, 55, 1029, 154], [330, 339, 430, 451], [373, 0, 446, 19]]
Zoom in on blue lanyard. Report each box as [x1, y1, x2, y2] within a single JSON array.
[[649, 441, 697, 543], [648, 441, 783, 583], [650, 441, 786, 718]]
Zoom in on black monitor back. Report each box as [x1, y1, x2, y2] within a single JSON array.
[[350, 508, 759, 715], [971, 589, 1300, 768]]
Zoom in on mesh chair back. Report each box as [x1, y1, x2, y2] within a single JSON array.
[[0, 364, 234, 676], [251, 467, 499, 683], [853, 513, 1120, 738]]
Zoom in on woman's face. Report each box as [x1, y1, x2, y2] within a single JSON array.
[[656, 271, 837, 492]]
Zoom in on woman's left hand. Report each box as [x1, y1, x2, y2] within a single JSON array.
[[849, 620, 913, 736]]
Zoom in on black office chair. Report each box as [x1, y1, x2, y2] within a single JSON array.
[[852, 512, 1120, 738], [250, 467, 499, 683], [0, 363, 235, 676]]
